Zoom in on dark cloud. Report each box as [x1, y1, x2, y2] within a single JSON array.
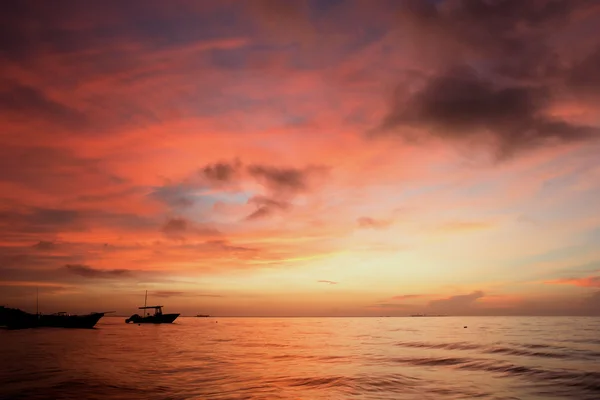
[[149, 183, 197, 209], [64, 264, 133, 279], [160, 217, 220, 240], [317, 280, 338, 285], [398, 0, 582, 79], [247, 165, 326, 193], [30, 208, 80, 226], [568, 46, 600, 99], [376, 66, 596, 159], [205, 240, 257, 254], [357, 217, 392, 229], [245, 195, 290, 220], [0, 145, 127, 197], [0, 206, 156, 238], [161, 217, 187, 234], [0, 207, 84, 234], [0, 81, 88, 128], [372, 1, 600, 160], [0, 0, 245, 64], [428, 290, 485, 312], [201, 159, 242, 183], [391, 294, 426, 300], [32, 241, 57, 251]]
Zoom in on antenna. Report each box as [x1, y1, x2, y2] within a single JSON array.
[[144, 290, 148, 315]]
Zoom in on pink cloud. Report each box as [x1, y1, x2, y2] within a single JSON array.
[[546, 276, 600, 288]]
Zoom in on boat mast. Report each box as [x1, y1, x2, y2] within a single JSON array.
[[144, 290, 147, 316], [36, 287, 39, 316]]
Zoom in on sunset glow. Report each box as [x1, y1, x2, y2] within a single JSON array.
[[1, 0, 600, 316]]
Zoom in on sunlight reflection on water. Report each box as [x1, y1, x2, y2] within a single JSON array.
[[1, 316, 599, 399]]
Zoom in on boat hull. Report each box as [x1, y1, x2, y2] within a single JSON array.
[[0, 307, 105, 329], [125, 313, 179, 324]]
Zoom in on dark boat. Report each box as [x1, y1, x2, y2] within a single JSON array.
[[409, 313, 447, 317], [125, 291, 179, 324], [0, 306, 108, 330]]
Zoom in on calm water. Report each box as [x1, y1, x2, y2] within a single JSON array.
[[1, 316, 599, 399]]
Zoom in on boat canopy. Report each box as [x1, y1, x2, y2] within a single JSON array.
[[138, 305, 163, 309]]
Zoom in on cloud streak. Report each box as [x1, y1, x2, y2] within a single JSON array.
[[64, 264, 133, 279], [546, 276, 600, 288]]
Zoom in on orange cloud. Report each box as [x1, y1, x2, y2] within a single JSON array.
[[545, 276, 600, 288]]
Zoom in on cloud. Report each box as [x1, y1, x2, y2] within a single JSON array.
[[247, 165, 314, 193], [64, 264, 133, 279], [428, 291, 485, 312], [205, 240, 257, 254], [201, 159, 242, 183], [357, 217, 392, 229], [375, 66, 596, 160], [32, 241, 57, 251], [245, 195, 290, 220], [545, 275, 600, 288], [149, 183, 197, 209], [369, 1, 600, 160], [569, 46, 600, 100], [317, 280, 338, 285], [160, 217, 219, 240], [0, 81, 88, 129], [396, 0, 582, 79], [391, 294, 427, 300], [161, 217, 187, 236]]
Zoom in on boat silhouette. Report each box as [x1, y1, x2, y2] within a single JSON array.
[[1, 288, 110, 329], [0, 306, 109, 329], [125, 291, 179, 324]]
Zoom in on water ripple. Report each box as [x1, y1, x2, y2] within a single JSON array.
[[1, 316, 599, 399]]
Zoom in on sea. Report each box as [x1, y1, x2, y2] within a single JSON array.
[[1, 316, 599, 400]]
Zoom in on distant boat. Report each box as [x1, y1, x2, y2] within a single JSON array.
[[410, 313, 447, 317], [0, 306, 108, 330], [125, 291, 179, 324], [196, 314, 210, 317]]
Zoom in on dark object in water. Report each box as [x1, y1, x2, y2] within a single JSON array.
[[410, 314, 448, 317], [0, 306, 107, 330], [196, 314, 210, 317], [464, 326, 467, 328], [125, 306, 179, 324], [125, 291, 179, 324]]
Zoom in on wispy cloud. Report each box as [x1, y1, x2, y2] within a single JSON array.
[[64, 264, 133, 279], [391, 294, 428, 300], [545, 276, 600, 288], [357, 217, 392, 230]]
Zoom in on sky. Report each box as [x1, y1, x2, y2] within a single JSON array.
[[1, 0, 600, 316]]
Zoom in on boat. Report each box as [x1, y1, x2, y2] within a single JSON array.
[[409, 313, 447, 317], [125, 291, 179, 324], [0, 306, 108, 330], [196, 314, 210, 317]]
